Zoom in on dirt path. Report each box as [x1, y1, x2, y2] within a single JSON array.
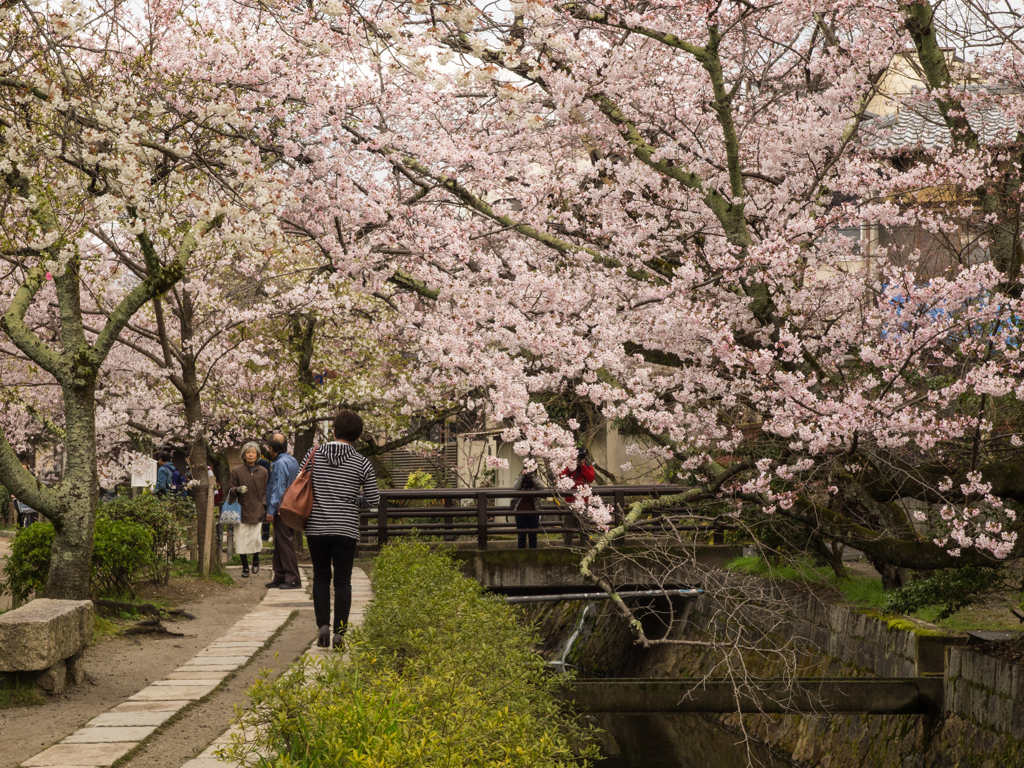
[[0, 568, 292, 768]]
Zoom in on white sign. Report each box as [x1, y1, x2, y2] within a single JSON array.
[[132, 458, 158, 488]]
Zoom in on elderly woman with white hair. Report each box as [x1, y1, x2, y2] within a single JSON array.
[[228, 441, 269, 578]]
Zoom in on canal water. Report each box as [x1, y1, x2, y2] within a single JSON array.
[[592, 713, 791, 767]]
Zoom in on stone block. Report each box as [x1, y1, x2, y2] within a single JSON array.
[[67, 650, 86, 685], [22, 742, 134, 767], [0, 599, 94, 672], [88, 710, 178, 727], [36, 658, 66, 694], [63, 725, 156, 743], [111, 699, 189, 712]]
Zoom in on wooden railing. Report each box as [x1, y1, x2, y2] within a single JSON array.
[[359, 485, 729, 549]]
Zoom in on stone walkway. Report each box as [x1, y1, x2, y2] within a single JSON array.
[[19, 567, 373, 768]]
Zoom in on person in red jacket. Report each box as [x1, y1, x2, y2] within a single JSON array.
[[560, 447, 595, 544]]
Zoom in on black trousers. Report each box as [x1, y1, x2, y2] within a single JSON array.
[[516, 514, 540, 549], [307, 535, 357, 634]]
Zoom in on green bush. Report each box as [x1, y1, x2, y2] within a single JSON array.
[[883, 566, 1006, 620], [220, 541, 598, 768], [101, 492, 193, 584], [0, 521, 54, 602], [0, 515, 153, 600]]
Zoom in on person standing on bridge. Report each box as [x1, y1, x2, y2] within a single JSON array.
[[302, 409, 380, 649], [560, 447, 595, 545], [511, 469, 541, 549], [264, 432, 302, 590]]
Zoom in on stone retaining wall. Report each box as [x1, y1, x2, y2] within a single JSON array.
[[946, 646, 1024, 741], [521, 569, 1024, 768]]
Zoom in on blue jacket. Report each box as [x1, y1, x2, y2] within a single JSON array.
[[266, 451, 300, 517], [155, 463, 174, 495]]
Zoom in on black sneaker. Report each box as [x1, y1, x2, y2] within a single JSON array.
[[251, 562, 260, 575], [278, 582, 302, 590], [265, 581, 282, 589], [241, 568, 250, 578], [317, 625, 331, 648], [332, 633, 345, 650]]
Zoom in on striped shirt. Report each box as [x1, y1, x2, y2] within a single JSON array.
[[300, 442, 379, 539]]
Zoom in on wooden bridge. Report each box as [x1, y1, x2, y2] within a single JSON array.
[[356, 484, 731, 549]]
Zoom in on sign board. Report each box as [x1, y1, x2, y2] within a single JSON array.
[[132, 458, 158, 488]]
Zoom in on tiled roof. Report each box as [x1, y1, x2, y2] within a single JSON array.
[[862, 86, 1023, 154]]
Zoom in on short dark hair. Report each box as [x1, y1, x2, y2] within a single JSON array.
[[157, 450, 172, 463], [268, 433, 287, 454], [333, 410, 363, 443]]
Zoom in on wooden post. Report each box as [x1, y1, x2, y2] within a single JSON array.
[[477, 491, 488, 550], [378, 494, 389, 548], [226, 524, 235, 558], [189, 521, 197, 562], [201, 490, 215, 577], [444, 496, 454, 542], [713, 522, 724, 545]]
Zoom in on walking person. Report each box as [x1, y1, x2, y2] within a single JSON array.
[[511, 469, 541, 549], [265, 432, 302, 590], [15, 464, 37, 528], [155, 451, 174, 496], [229, 442, 269, 578], [302, 410, 379, 649]]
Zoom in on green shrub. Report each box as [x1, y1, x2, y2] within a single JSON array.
[[220, 541, 598, 768], [90, 517, 153, 597], [0, 521, 54, 602], [101, 492, 193, 584], [883, 566, 1006, 620], [0, 515, 153, 600]]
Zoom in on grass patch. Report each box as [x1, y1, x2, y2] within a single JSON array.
[[0, 676, 46, 709], [726, 555, 888, 611], [170, 558, 235, 587]]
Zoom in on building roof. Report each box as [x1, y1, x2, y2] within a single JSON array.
[[862, 86, 1022, 154]]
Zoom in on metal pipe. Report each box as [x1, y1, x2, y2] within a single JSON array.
[[504, 588, 702, 604]]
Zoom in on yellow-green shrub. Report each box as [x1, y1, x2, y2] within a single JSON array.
[[221, 541, 598, 768]]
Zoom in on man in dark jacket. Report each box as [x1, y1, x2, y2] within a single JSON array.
[[265, 432, 302, 589]]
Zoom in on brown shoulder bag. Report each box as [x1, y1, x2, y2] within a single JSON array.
[[278, 448, 315, 531]]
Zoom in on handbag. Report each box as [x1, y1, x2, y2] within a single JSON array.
[[220, 492, 242, 525], [278, 448, 316, 531]]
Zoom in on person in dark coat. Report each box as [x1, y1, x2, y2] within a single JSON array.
[[228, 441, 269, 578], [265, 432, 302, 589], [511, 469, 541, 549]]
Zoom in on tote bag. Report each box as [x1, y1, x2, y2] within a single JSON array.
[[278, 448, 315, 531], [220, 494, 242, 525]]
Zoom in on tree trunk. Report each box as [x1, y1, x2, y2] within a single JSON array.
[[181, 363, 214, 576], [46, 383, 100, 599]]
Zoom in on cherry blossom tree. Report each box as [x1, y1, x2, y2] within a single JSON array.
[[0, 1, 285, 597], [183, 0, 1024, 610]]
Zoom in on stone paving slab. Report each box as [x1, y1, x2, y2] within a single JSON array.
[[178, 656, 251, 665], [129, 681, 219, 701], [166, 670, 229, 681], [87, 710, 179, 727], [63, 726, 158, 743], [111, 699, 190, 713], [22, 742, 135, 766], [174, 664, 240, 673]]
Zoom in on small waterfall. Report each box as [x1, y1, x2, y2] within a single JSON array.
[[550, 602, 591, 674]]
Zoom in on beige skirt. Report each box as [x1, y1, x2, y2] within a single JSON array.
[[234, 522, 264, 555]]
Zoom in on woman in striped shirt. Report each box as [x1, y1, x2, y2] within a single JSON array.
[[300, 409, 380, 648]]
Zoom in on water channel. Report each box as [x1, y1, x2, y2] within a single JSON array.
[[548, 601, 794, 768], [592, 713, 792, 767]]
